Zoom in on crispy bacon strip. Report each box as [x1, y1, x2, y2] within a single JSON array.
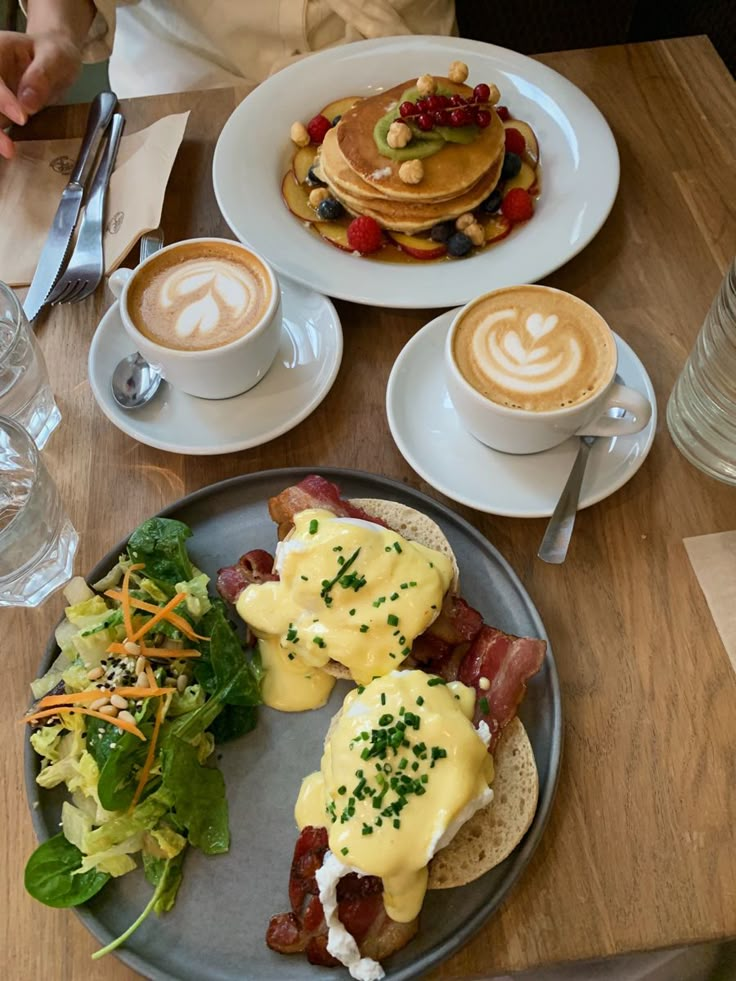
[[268, 474, 388, 540], [457, 626, 546, 751], [266, 826, 417, 966], [216, 549, 277, 605]]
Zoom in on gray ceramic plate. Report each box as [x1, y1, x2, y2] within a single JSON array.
[[25, 467, 562, 981]]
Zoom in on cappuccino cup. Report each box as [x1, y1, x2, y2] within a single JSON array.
[[445, 285, 652, 454], [110, 238, 281, 399]]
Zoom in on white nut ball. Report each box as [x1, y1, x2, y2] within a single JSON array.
[[398, 159, 424, 184], [387, 120, 412, 149], [416, 74, 437, 97], [448, 61, 469, 84], [290, 121, 310, 147], [488, 83, 501, 105], [465, 221, 485, 247], [308, 187, 330, 208], [455, 212, 475, 231]]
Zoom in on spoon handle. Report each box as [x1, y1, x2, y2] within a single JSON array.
[[537, 438, 592, 564]]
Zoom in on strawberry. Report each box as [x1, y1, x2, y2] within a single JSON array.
[[504, 127, 526, 157], [346, 216, 383, 254], [307, 114, 332, 145], [501, 188, 534, 222], [495, 105, 510, 121]]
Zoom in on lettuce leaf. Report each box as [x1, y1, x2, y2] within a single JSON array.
[[127, 518, 193, 589]]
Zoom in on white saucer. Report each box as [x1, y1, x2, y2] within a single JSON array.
[[386, 311, 657, 518], [88, 279, 342, 455]]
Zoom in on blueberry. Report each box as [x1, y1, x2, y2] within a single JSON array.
[[316, 197, 345, 221], [501, 152, 522, 180], [481, 189, 502, 213], [306, 166, 326, 188], [447, 232, 473, 257], [430, 222, 453, 243], [331, 114, 342, 125]]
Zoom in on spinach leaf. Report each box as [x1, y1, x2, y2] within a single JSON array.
[[207, 704, 258, 744], [97, 729, 152, 811], [143, 849, 186, 913], [195, 604, 262, 707], [161, 736, 229, 855], [165, 659, 252, 744], [24, 834, 109, 908], [91, 858, 175, 960], [127, 518, 193, 587], [86, 716, 121, 769]]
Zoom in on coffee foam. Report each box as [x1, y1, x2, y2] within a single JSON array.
[[452, 288, 616, 412], [129, 244, 272, 352]]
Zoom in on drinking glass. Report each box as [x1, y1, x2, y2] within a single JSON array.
[[0, 415, 78, 607], [667, 258, 736, 485], [0, 281, 61, 449]]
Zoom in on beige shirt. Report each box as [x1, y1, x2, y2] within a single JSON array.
[[84, 0, 456, 98]]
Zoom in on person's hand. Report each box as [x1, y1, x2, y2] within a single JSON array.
[[0, 30, 82, 159]]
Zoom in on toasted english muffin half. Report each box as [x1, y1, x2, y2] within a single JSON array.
[[319, 498, 460, 680], [428, 716, 538, 888]]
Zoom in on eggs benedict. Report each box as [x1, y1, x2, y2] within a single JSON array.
[[235, 504, 457, 711]]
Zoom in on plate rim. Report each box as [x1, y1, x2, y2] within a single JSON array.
[[87, 283, 343, 455], [213, 34, 620, 309], [24, 466, 563, 981], [386, 310, 658, 517]]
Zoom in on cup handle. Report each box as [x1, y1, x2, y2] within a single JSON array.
[[576, 382, 652, 437], [108, 267, 133, 299]]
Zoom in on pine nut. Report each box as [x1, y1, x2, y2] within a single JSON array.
[[124, 640, 141, 655], [136, 672, 148, 688], [87, 667, 104, 681], [118, 710, 136, 725], [135, 656, 148, 675], [177, 674, 188, 693], [89, 697, 109, 711], [110, 694, 128, 710], [98, 704, 118, 717], [166, 676, 177, 688]]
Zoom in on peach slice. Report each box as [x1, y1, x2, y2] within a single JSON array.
[[282, 171, 317, 222], [315, 221, 354, 252], [387, 231, 447, 260], [504, 120, 539, 167], [293, 146, 318, 185], [481, 214, 512, 243], [319, 96, 363, 122], [503, 161, 536, 193]]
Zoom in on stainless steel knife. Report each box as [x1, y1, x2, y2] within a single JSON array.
[[23, 90, 117, 322]]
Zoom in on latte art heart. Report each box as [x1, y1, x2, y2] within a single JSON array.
[[128, 245, 273, 352], [452, 288, 616, 412]]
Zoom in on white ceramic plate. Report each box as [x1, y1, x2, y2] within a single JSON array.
[[386, 310, 656, 518], [213, 35, 619, 309], [88, 278, 342, 455]]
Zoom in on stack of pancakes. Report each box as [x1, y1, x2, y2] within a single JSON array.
[[317, 77, 506, 234]]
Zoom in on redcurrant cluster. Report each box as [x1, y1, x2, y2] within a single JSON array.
[[398, 82, 495, 132]]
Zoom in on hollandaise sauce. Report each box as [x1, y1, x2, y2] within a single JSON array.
[[295, 671, 494, 923], [236, 509, 454, 710]]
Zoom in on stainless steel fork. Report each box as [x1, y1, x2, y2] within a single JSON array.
[[47, 112, 125, 305]]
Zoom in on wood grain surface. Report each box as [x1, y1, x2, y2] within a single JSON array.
[[2, 35, 736, 981]]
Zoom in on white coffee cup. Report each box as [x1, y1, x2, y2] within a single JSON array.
[[109, 237, 282, 400], [445, 285, 652, 454]]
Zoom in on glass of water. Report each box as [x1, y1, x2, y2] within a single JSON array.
[[0, 415, 78, 607], [667, 258, 736, 485], [0, 281, 61, 450]]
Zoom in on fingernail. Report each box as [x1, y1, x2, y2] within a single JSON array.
[[19, 86, 41, 114]]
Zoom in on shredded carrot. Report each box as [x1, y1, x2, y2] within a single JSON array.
[[120, 563, 146, 641], [105, 641, 201, 660], [37, 686, 175, 709], [23, 706, 146, 740], [128, 694, 168, 812], [145, 664, 157, 690], [104, 590, 209, 642]]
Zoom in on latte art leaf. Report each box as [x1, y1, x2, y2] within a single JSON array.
[[159, 260, 262, 339]]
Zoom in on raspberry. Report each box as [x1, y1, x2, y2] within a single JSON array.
[[496, 105, 510, 121], [346, 216, 383, 254], [307, 114, 332, 145], [504, 127, 526, 156], [501, 188, 534, 222]]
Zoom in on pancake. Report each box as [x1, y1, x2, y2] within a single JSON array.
[[336, 77, 506, 202]]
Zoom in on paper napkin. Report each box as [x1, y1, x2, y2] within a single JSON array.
[[684, 531, 736, 673], [0, 112, 189, 286]]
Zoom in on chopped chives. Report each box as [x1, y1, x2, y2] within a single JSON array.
[[479, 696, 490, 714], [387, 613, 399, 627], [393, 542, 402, 553], [309, 519, 319, 534], [360, 624, 369, 633]]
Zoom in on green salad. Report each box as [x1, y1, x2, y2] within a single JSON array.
[[24, 517, 262, 958]]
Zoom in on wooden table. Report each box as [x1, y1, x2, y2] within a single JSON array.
[[3, 35, 736, 981]]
